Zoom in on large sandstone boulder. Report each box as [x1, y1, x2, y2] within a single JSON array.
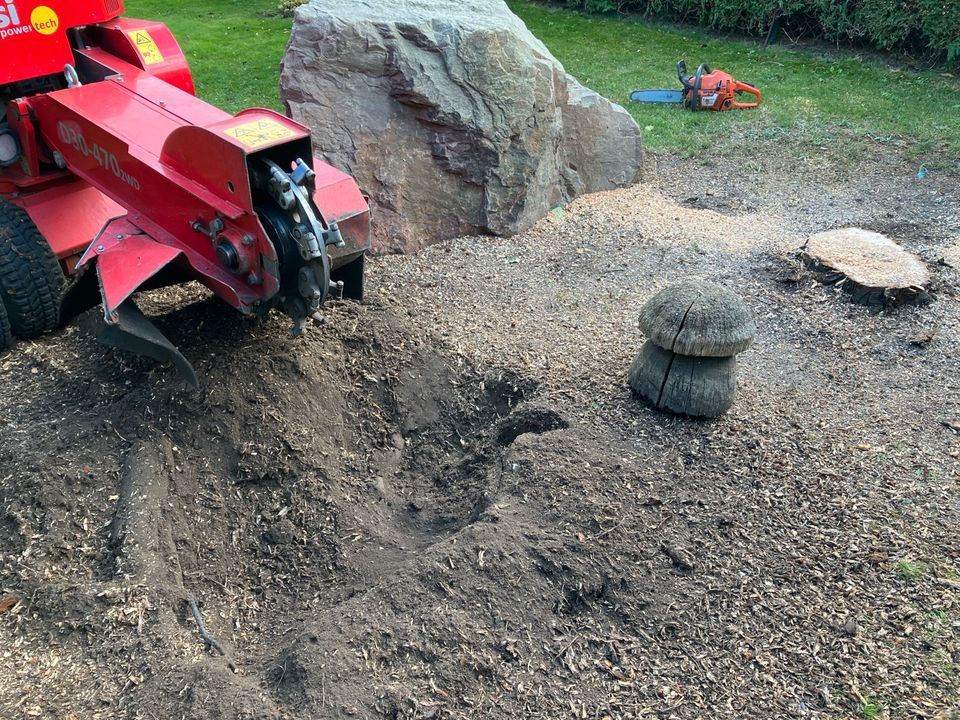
[[280, 0, 644, 253]]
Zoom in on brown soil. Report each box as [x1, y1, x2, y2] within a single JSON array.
[[1, 145, 959, 720]]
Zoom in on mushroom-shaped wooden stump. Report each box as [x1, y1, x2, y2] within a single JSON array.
[[629, 280, 756, 418]]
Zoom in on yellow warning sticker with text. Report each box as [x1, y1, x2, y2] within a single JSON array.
[[223, 119, 299, 149], [127, 30, 164, 66]]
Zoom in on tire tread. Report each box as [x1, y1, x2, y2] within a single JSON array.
[[0, 200, 64, 338], [0, 296, 11, 351]]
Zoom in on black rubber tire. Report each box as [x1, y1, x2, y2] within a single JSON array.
[[0, 200, 64, 339], [0, 295, 12, 351]]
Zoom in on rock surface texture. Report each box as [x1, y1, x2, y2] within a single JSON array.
[[280, 0, 645, 253]]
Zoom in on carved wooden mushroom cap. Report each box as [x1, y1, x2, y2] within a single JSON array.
[[638, 280, 756, 357]]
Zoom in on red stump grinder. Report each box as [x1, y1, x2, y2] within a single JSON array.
[[0, 0, 370, 384]]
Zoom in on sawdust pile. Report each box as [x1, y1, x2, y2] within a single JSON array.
[[565, 182, 798, 253]]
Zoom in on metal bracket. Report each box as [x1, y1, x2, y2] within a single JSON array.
[[192, 217, 224, 240]]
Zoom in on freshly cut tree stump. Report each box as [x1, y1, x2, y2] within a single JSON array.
[[638, 280, 756, 356], [802, 228, 931, 306], [629, 340, 737, 418]]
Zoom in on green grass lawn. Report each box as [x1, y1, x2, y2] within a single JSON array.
[[123, 0, 960, 167], [510, 2, 960, 166], [123, 0, 290, 113]]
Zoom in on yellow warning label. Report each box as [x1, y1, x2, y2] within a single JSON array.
[[127, 30, 164, 66], [223, 119, 298, 149]]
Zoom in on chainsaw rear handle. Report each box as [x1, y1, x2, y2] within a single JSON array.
[[676, 60, 711, 87], [690, 63, 710, 111], [676, 61, 712, 111], [730, 80, 761, 109]]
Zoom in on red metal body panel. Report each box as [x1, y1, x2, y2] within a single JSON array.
[[1, 0, 124, 85], [85, 19, 194, 95], [11, 180, 123, 269], [4, 98, 46, 181], [312, 164, 368, 223], [78, 222, 181, 316], [312, 164, 371, 264]]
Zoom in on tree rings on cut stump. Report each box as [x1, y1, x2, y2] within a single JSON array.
[[638, 280, 755, 357], [629, 340, 737, 418], [802, 228, 931, 307]]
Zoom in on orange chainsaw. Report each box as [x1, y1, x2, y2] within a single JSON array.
[[631, 60, 761, 111]]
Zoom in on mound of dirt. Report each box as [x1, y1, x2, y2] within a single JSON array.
[[1, 148, 959, 719]]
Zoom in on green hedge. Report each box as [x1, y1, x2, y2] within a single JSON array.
[[556, 0, 960, 62]]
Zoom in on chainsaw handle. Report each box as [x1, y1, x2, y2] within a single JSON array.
[[690, 63, 711, 111], [730, 80, 761, 109]]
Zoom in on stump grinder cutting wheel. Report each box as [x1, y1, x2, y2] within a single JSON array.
[[0, 0, 370, 385]]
